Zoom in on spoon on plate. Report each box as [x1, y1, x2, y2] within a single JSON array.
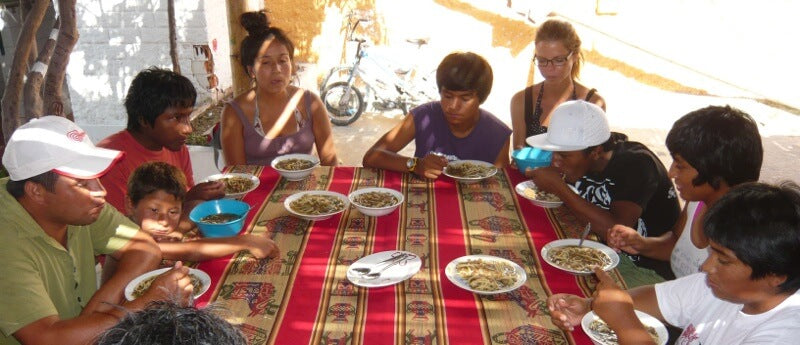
[[350, 252, 412, 277], [578, 223, 592, 247]]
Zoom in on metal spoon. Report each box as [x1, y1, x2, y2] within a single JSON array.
[[361, 260, 404, 280], [350, 253, 410, 276], [578, 223, 592, 247]]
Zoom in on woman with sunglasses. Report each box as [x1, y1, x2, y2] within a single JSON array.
[[509, 19, 606, 149]]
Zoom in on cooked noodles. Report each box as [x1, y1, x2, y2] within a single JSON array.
[[455, 259, 518, 292], [220, 176, 254, 194], [446, 162, 496, 179], [275, 158, 315, 171], [132, 273, 204, 299], [200, 213, 240, 224], [589, 318, 660, 344], [523, 186, 560, 202], [290, 194, 346, 215], [352, 191, 399, 208], [547, 245, 611, 273]]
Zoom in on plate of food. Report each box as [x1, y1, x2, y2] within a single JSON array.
[[443, 160, 498, 184], [124, 267, 211, 301], [204, 173, 260, 199], [284, 190, 349, 221], [348, 187, 404, 217], [541, 239, 619, 275], [581, 310, 668, 345], [346, 251, 422, 288], [271, 153, 320, 181], [444, 255, 526, 295], [515, 180, 563, 208]]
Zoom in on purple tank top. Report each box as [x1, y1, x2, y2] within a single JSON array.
[[412, 102, 511, 163], [226, 91, 315, 165]]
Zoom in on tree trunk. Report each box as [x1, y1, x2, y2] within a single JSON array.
[[43, 0, 78, 120], [1, 0, 50, 143], [23, 18, 59, 118], [168, 0, 181, 74], [20, 0, 39, 67]]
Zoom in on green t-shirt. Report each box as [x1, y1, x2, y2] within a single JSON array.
[[0, 178, 139, 345]]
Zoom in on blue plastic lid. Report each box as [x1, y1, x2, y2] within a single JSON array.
[[512, 147, 552, 163]]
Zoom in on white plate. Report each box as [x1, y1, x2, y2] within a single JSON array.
[[204, 173, 260, 199], [444, 255, 527, 295], [124, 267, 211, 301], [347, 251, 421, 288], [271, 153, 320, 181], [284, 190, 349, 221], [540, 239, 620, 275], [515, 180, 563, 208], [581, 310, 668, 345], [443, 160, 497, 184], [348, 187, 405, 217]]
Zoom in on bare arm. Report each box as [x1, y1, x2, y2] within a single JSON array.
[[592, 268, 660, 345], [220, 101, 247, 166], [608, 204, 687, 260], [13, 231, 169, 345], [82, 229, 162, 315], [528, 167, 642, 240], [158, 234, 279, 261], [362, 113, 417, 172], [308, 92, 339, 166], [509, 89, 528, 150], [493, 137, 511, 168], [16, 263, 194, 345]]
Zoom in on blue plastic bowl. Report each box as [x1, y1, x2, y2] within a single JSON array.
[[188, 199, 251, 238], [512, 147, 552, 172]]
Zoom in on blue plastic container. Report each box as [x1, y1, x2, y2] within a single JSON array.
[[512, 147, 552, 172], [189, 199, 251, 238]]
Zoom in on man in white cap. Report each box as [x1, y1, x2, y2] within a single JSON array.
[[0, 116, 195, 345], [526, 100, 680, 281]]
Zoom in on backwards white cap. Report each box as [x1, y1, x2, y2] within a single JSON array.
[[526, 100, 611, 151]]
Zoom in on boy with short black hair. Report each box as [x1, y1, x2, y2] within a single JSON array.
[[362, 52, 511, 179], [123, 161, 278, 262], [608, 105, 764, 277], [548, 182, 800, 344], [98, 67, 225, 230]]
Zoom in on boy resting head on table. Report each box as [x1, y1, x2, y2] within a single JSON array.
[[103, 161, 278, 282], [548, 181, 800, 344]]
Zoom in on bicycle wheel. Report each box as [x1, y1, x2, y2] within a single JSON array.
[[322, 82, 366, 126]]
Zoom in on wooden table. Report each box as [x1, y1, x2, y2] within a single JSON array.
[[195, 166, 627, 345]]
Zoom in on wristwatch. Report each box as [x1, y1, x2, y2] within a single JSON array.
[[406, 157, 418, 172]]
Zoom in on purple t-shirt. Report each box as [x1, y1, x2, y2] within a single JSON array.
[[411, 101, 511, 163]]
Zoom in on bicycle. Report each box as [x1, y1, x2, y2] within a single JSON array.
[[320, 11, 438, 126]]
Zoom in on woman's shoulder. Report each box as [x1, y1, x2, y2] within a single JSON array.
[[574, 82, 605, 105]]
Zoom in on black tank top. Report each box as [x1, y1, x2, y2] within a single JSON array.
[[524, 83, 597, 137]]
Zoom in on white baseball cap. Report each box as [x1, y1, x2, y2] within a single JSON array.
[[526, 100, 611, 151], [2, 116, 124, 181]]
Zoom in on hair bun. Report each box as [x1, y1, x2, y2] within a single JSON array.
[[240, 11, 270, 36]]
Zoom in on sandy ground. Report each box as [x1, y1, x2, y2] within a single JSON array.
[[327, 1, 800, 183]]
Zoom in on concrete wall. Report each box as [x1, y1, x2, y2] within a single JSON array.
[[68, 0, 232, 142]]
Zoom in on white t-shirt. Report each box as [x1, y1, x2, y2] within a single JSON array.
[[670, 202, 709, 277], [656, 273, 800, 344]]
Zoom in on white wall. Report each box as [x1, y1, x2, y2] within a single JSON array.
[[69, 0, 232, 142]]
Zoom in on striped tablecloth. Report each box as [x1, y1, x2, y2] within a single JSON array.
[[195, 166, 626, 345]]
